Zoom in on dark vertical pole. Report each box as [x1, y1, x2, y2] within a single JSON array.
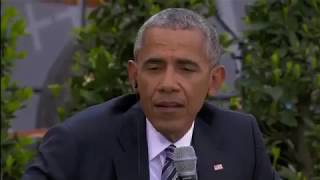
[[79, 0, 86, 27]]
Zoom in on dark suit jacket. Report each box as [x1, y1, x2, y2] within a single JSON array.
[[23, 94, 279, 180]]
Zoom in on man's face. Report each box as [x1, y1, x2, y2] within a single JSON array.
[[128, 27, 224, 141]]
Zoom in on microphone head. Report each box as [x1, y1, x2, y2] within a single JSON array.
[[173, 146, 197, 179]]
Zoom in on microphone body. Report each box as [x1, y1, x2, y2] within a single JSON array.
[[173, 146, 198, 180], [178, 175, 197, 180]]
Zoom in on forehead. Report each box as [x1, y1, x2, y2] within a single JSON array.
[[137, 27, 208, 63]]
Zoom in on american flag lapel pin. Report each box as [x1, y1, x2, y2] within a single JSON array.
[[213, 163, 224, 171]]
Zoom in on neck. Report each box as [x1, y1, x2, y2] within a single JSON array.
[[162, 122, 194, 143]]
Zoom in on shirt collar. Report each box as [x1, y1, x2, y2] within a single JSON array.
[[146, 118, 195, 161]]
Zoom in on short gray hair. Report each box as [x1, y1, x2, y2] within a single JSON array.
[[133, 8, 221, 64]]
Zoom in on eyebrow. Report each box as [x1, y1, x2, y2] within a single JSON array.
[[141, 57, 201, 69], [143, 58, 163, 64]]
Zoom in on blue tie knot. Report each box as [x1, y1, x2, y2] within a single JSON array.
[[164, 144, 176, 161]]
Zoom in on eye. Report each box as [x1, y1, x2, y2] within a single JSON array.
[[182, 67, 194, 72], [146, 64, 161, 71], [181, 64, 196, 72], [142, 58, 164, 71]]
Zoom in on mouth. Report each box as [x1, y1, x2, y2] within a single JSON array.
[[153, 101, 184, 112]]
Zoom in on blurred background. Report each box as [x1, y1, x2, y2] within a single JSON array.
[[1, 0, 319, 179]]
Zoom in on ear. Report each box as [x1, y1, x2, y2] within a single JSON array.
[[128, 60, 138, 90], [208, 65, 225, 97]]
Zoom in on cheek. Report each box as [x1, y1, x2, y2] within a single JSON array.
[[138, 76, 157, 97], [183, 79, 209, 107], [184, 77, 210, 94]]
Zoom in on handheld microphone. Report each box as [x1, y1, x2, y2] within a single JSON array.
[[173, 146, 198, 180]]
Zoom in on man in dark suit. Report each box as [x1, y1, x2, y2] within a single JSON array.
[[23, 8, 279, 180]]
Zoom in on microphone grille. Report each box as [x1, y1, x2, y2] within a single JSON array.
[[173, 146, 197, 176]]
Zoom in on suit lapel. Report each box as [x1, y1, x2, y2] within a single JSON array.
[[114, 104, 149, 180], [192, 107, 227, 179]]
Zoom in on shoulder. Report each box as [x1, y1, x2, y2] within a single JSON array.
[[197, 101, 262, 153], [200, 101, 256, 126], [49, 94, 140, 141], [198, 101, 260, 142]]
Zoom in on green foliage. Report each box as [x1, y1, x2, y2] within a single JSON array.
[[1, 6, 34, 180], [236, 0, 320, 179], [48, 83, 63, 98], [68, 0, 217, 114], [1, 136, 34, 180]]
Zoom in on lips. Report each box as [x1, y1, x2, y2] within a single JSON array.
[[153, 101, 184, 111]]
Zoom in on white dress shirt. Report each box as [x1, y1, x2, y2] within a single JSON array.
[[146, 119, 194, 180]]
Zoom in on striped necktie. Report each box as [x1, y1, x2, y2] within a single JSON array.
[[161, 144, 177, 180]]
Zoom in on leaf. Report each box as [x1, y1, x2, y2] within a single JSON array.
[[4, 47, 15, 62], [310, 56, 317, 70], [263, 86, 283, 101], [48, 84, 62, 98], [190, 0, 199, 6], [1, 76, 10, 90], [247, 23, 269, 31], [149, 4, 160, 15], [57, 106, 66, 121], [272, 68, 282, 84], [271, 146, 280, 167], [17, 137, 33, 146], [5, 154, 14, 170], [4, 7, 17, 19], [11, 19, 26, 36], [315, 74, 320, 88], [16, 88, 33, 101], [6, 100, 21, 114], [288, 31, 299, 47], [280, 111, 297, 127], [79, 90, 100, 104], [293, 64, 301, 78], [271, 52, 279, 67], [229, 97, 241, 110], [219, 33, 233, 48], [1, 16, 8, 39], [17, 51, 27, 59]]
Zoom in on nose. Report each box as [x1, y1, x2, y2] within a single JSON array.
[[158, 67, 180, 93]]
